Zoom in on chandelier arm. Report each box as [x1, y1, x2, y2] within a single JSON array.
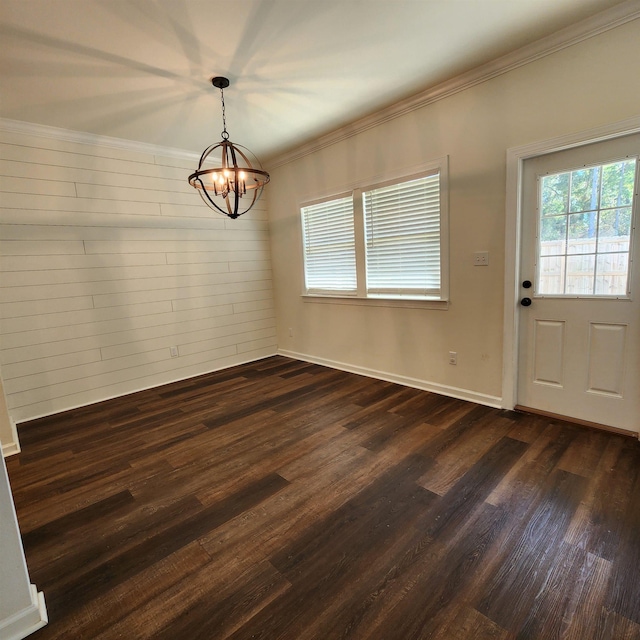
[[228, 145, 270, 190], [221, 141, 229, 170], [199, 186, 230, 216], [197, 143, 218, 169], [233, 188, 241, 219], [246, 188, 259, 211], [228, 142, 238, 169]]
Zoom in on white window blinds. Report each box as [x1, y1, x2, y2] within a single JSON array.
[[363, 173, 441, 297], [301, 195, 357, 293]]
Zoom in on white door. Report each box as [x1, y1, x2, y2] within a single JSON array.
[[517, 133, 640, 433]]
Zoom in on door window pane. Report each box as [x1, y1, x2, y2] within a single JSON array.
[[596, 253, 629, 295], [538, 256, 564, 294], [541, 172, 569, 216], [540, 215, 566, 254], [598, 208, 631, 246], [567, 212, 597, 245], [601, 161, 635, 208], [569, 167, 600, 213], [566, 254, 595, 295], [537, 158, 637, 296]]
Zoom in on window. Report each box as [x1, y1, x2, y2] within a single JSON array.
[[364, 174, 441, 297], [301, 195, 356, 294], [300, 160, 448, 302], [537, 157, 637, 296]]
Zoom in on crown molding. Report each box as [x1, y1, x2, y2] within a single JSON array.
[[267, 1, 640, 169], [0, 117, 200, 161]]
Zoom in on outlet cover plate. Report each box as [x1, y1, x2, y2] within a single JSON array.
[[474, 251, 489, 266]]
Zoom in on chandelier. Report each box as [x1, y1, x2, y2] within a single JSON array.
[[188, 77, 270, 219]]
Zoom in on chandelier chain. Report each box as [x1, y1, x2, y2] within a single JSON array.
[[219, 86, 229, 140]]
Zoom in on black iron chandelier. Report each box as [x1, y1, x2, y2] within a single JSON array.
[[188, 77, 270, 219]]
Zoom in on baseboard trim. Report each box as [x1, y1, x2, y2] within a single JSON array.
[[514, 405, 638, 439], [1, 417, 21, 458], [2, 441, 21, 458], [278, 349, 503, 408], [0, 584, 47, 640]]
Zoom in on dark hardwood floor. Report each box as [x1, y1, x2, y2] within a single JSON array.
[[6, 356, 640, 639]]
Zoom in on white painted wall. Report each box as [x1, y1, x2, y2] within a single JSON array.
[[268, 19, 640, 405], [0, 127, 277, 424]]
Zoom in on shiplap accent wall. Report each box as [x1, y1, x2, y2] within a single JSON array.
[[0, 126, 276, 424]]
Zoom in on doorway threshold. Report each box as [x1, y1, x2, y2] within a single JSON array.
[[514, 405, 638, 440]]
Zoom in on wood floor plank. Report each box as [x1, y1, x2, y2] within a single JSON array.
[[100, 558, 291, 640], [198, 440, 376, 560], [36, 494, 205, 611], [5, 355, 640, 640], [604, 450, 640, 626], [39, 541, 214, 640], [270, 453, 435, 579], [430, 605, 513, 640], [418, 412, 516, 495], [44, 474, 288, 620], [476, 469, 588, 633], [291, 520, 428, 640], [13, 458, 174, 533], [512, 543, 611, 639], [228, 460, 439, 640], [556, 427, 611, 477], [20, 490, 136, 571], [334, 503, 508, 640], [595, 609, 640, 640], [504, 410, 549, 443], [485, 421, 576, 508], [564, 436, 636, 561], [415, 436, 528, 539]]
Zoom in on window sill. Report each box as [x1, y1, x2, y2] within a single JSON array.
[[301, 293, 449, 310]]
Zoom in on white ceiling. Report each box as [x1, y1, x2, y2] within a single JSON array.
[[0, 0, 633, 160]]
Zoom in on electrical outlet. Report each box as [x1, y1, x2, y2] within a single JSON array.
[[448, 351, 457, 365], [170, 346, 179, 358], [474, 251, 489, 266], [288, 327, 293, 337]]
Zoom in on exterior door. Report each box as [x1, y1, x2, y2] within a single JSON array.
[[517, 133, 640, 433]]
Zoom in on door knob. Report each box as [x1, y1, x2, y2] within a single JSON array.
[[521, 297, 532, 307]]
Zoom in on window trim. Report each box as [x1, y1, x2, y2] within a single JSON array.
[[298, 157, 449, 304]]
